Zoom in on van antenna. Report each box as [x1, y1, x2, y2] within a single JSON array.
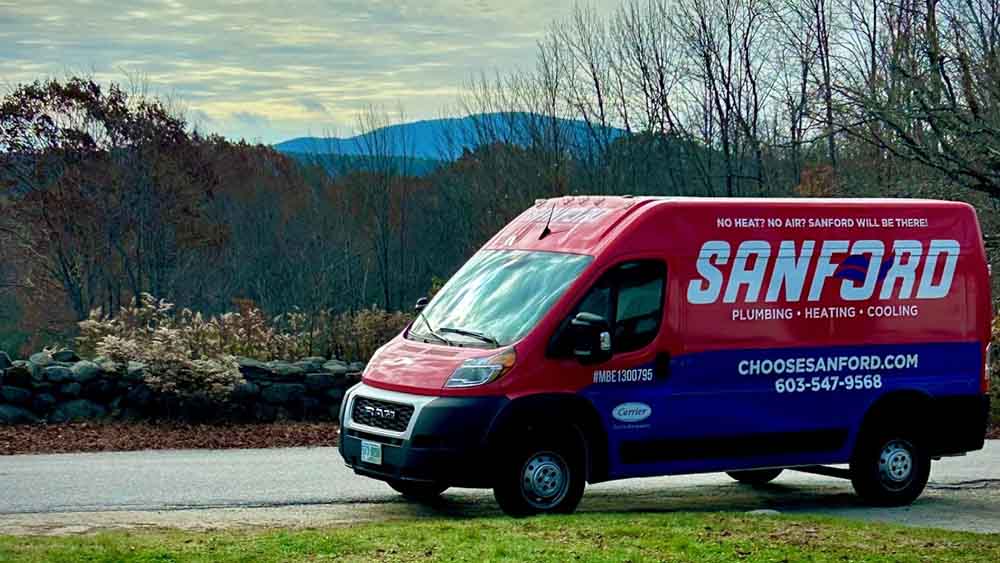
[[539, 201, 556, 240]]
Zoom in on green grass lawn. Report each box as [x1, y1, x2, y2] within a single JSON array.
[[1, 512, 998, 563]]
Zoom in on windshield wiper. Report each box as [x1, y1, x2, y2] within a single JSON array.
[[439, 326, 500, 348], [415, 312, 450, 345]]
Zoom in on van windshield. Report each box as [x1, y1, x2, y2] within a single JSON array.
[[409, 250, 592, 347]]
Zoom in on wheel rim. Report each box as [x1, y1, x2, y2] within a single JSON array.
[[878, 439, 915, 492], [520, 451, 570, 510]]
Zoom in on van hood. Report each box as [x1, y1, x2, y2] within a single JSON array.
[[361, 334, 499, 394]]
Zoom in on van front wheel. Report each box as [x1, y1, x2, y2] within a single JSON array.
[[493, 433, 586, 517], [850, 429, 930, 506], [726, 469, 783, 485]]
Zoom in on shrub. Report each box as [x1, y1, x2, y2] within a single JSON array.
[[79, 295, 413, 365], [81, 296, 245, 403], [96, 331, 243, 403], [326, 308, 413, 362]]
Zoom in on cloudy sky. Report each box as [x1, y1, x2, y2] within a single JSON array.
[[0, 0, 616, 143]]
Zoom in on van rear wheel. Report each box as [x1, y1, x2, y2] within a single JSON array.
[[850, 427, 930, 506], [387, 480, 448, 501], [726, 469, 783, 485], [493, 431, 586, 517]]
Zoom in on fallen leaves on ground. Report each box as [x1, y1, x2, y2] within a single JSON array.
[[0, 420, 340, 455]]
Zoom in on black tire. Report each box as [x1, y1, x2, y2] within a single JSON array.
[[726, 468, 783, 485], [387, 480, 449, 501], [493, 429, 586, 517], [850, 425, 930, 506]]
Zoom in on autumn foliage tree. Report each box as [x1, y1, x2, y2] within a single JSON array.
[[0, 78, 223, 344]]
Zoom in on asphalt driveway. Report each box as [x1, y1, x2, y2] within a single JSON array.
[[1, 442, 997, 534]]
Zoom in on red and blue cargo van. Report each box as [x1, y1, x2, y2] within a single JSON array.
[[339, 197, 991, 516]]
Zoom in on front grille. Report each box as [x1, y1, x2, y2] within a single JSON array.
[[352, 396, 414, 432]]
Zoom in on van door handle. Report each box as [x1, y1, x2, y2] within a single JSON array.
[[655, 352, 671, 381]]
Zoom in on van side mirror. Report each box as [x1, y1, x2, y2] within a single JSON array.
[[570, 312, 612, 365], [414, 297, 429, 312]]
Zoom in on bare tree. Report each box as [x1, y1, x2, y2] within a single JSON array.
[[833, 0, 1000, 196]]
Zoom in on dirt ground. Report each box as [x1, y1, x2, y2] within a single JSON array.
[[0, 421, 339, 455]]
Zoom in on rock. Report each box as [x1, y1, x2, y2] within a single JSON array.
[[32, 393, 57, 413], [265, 361, 306, 381], [93, 356, 118, 373], [120, 407, 145, 420], [59, 382, 82, 397], [43, 365, 74, 383], [295, 356, 327, 372], [328, 404, 343, 420], [50, 399, 107, 423], [261, 383, 306, 404], [232, 381, 260, 400], [0, 351, 11, 370], [254, 402, 278, 422], [82, 379, 119, 402], [305, 372, 338, 391], [52, 350, 80, 363], [322, 359, 350, 374], [179, 396, 216, 421], [125, 384, 154, 408], [348, 361, 366, 373], [746, 509, 782, 516], [326, 387, 345, 402], [238, 358, 273, 382], [71, 360, 101, 383], [301, 397, 323, 419], [0, 386, 32, 406], [29, 351, 54, 368], [125, 361, 147, 382], [3, 362, 32, 388], [0, 404, 38, 424]]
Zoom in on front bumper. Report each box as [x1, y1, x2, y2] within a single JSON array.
[[339, 382, 508, 488]]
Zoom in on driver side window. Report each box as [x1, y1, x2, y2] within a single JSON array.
[[550, 260, 666, 357]]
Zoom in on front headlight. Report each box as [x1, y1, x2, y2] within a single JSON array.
[[445, 348, 516, 388]]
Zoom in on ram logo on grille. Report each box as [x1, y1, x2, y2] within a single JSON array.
[[352, 397, 414, 432], [363, 404, 396, 420]]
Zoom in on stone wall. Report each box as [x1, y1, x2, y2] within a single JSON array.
[[0, 350, 362, 425]]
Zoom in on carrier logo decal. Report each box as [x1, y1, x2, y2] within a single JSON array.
[[612, 402, 652, 423], [686, 239, 959, 305]]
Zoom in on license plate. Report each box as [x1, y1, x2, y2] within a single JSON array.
[[360, 440, 382, 465]]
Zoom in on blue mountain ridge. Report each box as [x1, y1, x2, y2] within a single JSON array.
[[273, 112, 625, 161]]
